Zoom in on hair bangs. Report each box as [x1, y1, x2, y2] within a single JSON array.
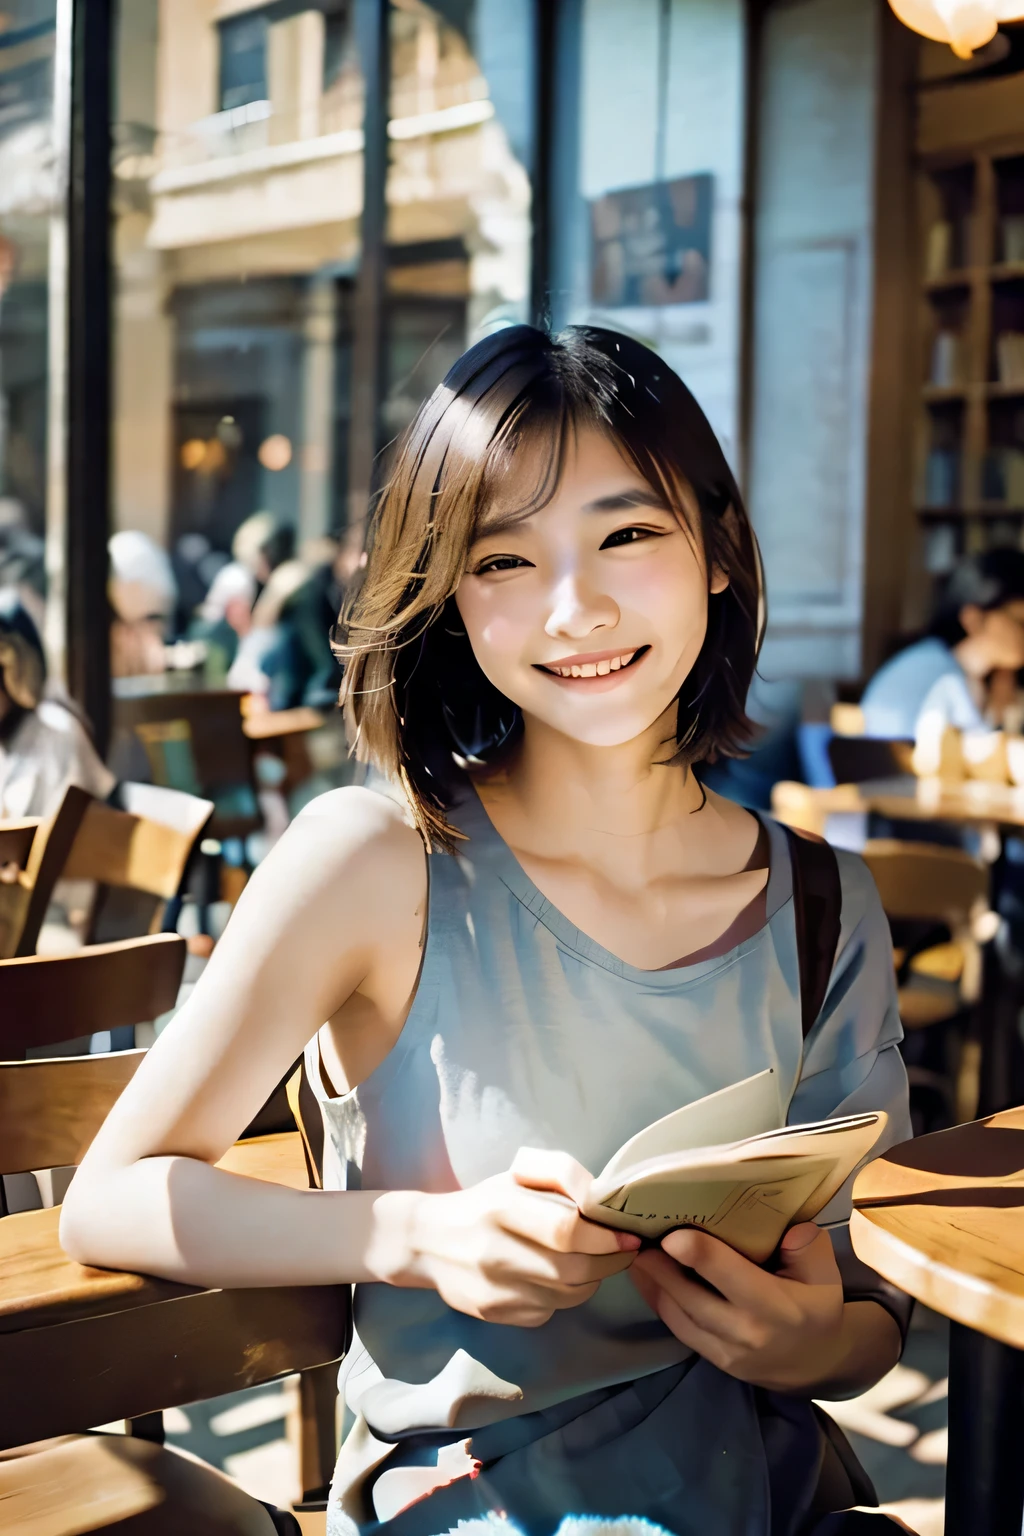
[[336, 324, 765, 850]]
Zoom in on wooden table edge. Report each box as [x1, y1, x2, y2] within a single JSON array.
[[849, 1206, 1024, 1346], [0, 1132, 312, 1333]]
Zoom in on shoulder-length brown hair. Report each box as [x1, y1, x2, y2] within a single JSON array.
[[336, 324, 765, 848]]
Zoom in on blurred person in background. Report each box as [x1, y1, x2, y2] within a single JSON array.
[[0, 499, 45, 640], [861, 548, 1024, 741], [286, 524, 366, 709], [231, 510, 295, 592], [108, 530, 178, 678], [226, 556, 312, 711], [0, 588, 113, 818], [188, 561, 257, 686]]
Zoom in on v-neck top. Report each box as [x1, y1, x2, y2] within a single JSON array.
[[307, 782, 911, 1535]]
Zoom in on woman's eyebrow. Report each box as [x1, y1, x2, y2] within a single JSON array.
[[583, 488, 669, 513], [473, 504, 537, 539]]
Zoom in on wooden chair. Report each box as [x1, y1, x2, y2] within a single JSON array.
[[0, 818, 39, 873], [861, 838, 995, 1125], [0, 935, 341, 1530], [112, 689, 262, 843], [0, 934, 186, 1205], [0, 785, 92, 960], [61, 782, 214, 945]]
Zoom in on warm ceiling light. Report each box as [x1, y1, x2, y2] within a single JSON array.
[[180, 438, 207, 471], [889, 1, 1024, 58], [258, 433, 292, 471]]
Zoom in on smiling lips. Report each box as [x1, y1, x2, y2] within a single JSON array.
[[537, 646, 648, 680]]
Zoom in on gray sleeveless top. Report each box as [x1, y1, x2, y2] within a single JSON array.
[[306, 785, 911, 1536]]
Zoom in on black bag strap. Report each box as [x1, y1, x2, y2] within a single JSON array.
[[783, 823, 843, 1040]]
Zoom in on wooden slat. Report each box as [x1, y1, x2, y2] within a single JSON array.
[[61, 801, 197, 900], [0, 1136, 312, 1332], [861, 838, 989, 923], [0, 1052, 146, 1175], [4, 785, 92, 960], [216, 1132, 309, 1190], [243, 706, 324, 741], [0, 820, 38, 870], [0, 1283, 348, 1451], [0, 934, 186, 1054]]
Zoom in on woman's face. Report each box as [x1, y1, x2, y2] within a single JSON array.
[[456, 425, 725, 749]]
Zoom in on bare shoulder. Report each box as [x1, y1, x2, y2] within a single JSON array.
[[226, 783, 427, 953]]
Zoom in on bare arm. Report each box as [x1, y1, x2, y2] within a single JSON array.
[[60, 788, 635, 1317], [59, 787, 426, 1287]]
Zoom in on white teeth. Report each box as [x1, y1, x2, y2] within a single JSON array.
[[546, 649, 639, 677]]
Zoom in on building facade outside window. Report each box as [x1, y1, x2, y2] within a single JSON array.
[[112, 0, 536, 577], [0, 0, 58, 648]]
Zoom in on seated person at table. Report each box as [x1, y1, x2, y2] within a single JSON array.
[[0, 589, 113, 818], [860, 549, 1024, 741], [62, 327, 911, 1536]]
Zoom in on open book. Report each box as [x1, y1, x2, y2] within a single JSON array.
[[580, 1070, 886, 1263]]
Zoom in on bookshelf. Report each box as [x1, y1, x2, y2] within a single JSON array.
[[918, 147, 1024, 575]]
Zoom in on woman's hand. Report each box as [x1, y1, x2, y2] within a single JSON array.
[[630, 1221, 848, 1393], [383, 1149, 640, 1329]]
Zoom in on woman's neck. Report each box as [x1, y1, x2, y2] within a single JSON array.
[[474, 707, 754, 885]]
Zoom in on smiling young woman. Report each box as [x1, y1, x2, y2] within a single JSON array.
[[61, 327, 912, 1536]]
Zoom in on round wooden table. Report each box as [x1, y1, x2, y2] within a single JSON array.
[[852, 1110, 1024, 1536]]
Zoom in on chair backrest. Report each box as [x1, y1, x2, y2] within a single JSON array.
[[0, 786, 93, 960], [113, 690, 254, 793], [0, 818, 40, 872], [827, 736, 915, 785], [61, 780, 211, 897], [860, 839, 990, 926], [0, 934, 186, 1177]]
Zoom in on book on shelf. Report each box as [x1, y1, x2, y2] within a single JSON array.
[[930, 330, 961, 388], [997, 332, 1024, 387], [1003, 215, 1024, 266], [568, 1069, 887, 1265], [924, 450, 959, 507], [925, 220, 954, 279], [923, 522, 958, 576]]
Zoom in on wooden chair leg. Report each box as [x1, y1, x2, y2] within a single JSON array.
[[296, 1363, 338, 1502]]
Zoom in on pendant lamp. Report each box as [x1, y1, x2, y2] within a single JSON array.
[[889, 1, 1024, 58]]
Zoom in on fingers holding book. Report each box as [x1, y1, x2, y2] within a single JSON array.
[[402, 1155, 640, 1330], [629, 1221, 847, 1392]]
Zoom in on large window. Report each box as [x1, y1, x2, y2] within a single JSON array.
[[111, 0, 536, 582], [381, 0, 535, 445], [0, 0, 58, 645]]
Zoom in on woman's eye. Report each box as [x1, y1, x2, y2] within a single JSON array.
[[600, 525, 660, 549], [472, 554, 530, 575]]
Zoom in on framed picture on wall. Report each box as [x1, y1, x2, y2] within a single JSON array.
[[590, 174, 713, 307]]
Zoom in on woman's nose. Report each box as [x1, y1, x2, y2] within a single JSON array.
[[543, 573, 619, 641]]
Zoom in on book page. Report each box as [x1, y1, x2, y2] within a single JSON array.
[[598, 1068, 782, 1184], [583, 1112, 886, 1260], [588, 1155, 834, 1263]]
